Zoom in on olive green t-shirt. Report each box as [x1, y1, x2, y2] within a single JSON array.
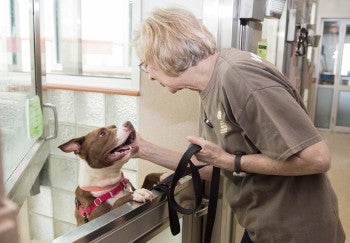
[[199, 49, 345, 242]]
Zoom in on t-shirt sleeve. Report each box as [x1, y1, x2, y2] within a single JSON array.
[[236, 86, 322, 161]]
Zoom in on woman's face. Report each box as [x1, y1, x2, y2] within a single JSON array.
[[146, 65, 194, 94], [140, 58, 208, 94]]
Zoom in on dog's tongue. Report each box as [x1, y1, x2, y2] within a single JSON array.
[[106, 143, 137, 162], [106, 150, 126, 162], [115, 144, 132, 153]]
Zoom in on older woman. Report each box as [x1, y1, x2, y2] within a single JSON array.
[[132, 7, 345, 243]]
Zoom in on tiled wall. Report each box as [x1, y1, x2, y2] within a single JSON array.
[[27, 89, 139, 242]]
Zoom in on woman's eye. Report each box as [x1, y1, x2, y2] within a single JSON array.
[[99, 131, 106, 137]]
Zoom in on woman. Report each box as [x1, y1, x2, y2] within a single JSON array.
[[132, 7, 345, 243]]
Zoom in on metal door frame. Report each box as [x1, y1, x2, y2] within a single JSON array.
[[314, 19, 350, 133], [4, 0, 56, 206], [332, 19, 350, 132]]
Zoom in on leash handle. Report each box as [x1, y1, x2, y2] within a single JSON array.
[[153, 143, 220, 243], [153, 143, 203, 235], [168, 143, 203, 214]]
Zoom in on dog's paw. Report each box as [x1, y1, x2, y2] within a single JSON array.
[[132, 188, 155, 203]]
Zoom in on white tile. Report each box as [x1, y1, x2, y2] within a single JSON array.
[[75, 92, 105, 126], [50, 123, 76, 158], [48, 90, 75, 123], [106, 94, 138, 127], [28, 186, 53, 217], [50, 156, 78, 192], [52, 188, 76, 224], [29, 213, 54, 243]]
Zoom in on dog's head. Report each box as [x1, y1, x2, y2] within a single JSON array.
[[58, 121, 137, 168]]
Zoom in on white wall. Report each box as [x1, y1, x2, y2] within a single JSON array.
[[316, 0, 350, 33], [137, 0, 202, 185]]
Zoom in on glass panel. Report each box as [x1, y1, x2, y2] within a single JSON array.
[[43, 0, 132, 78], [336, 91, 350, 127], [0, 0, 36, 180], [260, 3, 287, 71], [340, 25, 350, 86], [314, 87, 333, 128], [319, 21, 339, 85]]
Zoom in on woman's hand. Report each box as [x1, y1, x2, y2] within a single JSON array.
[[186, 136, 230, 168], [130, 132, 146, 159]]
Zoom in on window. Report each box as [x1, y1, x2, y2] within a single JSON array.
[[43, 0, 140, 91]]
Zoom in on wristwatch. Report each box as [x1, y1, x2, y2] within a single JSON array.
[[233, 151, 245, 175]]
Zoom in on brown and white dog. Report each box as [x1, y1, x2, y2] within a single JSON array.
[[58, 121, 157, 226]]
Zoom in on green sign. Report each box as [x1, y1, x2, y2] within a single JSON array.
[[257, 41, 267, 59], [26, 95, 43, 139]]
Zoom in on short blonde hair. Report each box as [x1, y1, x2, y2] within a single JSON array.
[[133, 7, 217, 77]]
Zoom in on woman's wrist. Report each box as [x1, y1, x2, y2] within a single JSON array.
[[219, 152, 236, 171]]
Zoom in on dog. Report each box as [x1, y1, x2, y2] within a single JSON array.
[[58, 121, 158, 226]]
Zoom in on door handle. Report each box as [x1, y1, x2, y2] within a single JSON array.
[[43, 103, 58, 141]]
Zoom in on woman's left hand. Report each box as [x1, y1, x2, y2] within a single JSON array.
[[186, 136, 228, 167]]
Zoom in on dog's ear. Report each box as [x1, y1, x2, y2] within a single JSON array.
[[58, 136, 85, 154]]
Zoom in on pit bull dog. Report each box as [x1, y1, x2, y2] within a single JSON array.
[[58, 121, 157, 226]]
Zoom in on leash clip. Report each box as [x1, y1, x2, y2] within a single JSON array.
[[83, 214, 89, 223]]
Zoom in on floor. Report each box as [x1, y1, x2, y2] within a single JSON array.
[[235, 131, 350, 242], [321, 131, 350, 240]]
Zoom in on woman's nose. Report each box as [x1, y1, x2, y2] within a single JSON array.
[[148, 73, 156, 81]]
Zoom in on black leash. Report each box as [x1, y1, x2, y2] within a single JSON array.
[[153, 144, 220, 243], [204, 165, 220, 242]]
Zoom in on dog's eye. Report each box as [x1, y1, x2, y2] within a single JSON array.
[[99, 130, 107, 137]]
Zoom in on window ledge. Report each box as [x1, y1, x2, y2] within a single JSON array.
[[45, 74, 140, 96]]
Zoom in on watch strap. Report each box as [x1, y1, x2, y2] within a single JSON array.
[[234, 151, 245, 174]]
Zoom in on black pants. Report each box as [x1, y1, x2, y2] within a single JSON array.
[[241, 229, 253, 243]]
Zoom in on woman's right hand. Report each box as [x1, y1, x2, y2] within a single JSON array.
[[130, 132, 142, 159]]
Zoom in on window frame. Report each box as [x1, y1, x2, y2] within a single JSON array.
[[44, 0, 141, 94]]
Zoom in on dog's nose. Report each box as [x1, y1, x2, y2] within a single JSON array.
[[123, 121, 133, 128]]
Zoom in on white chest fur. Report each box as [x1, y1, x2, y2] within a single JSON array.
[[78, 158, 123, 188], [78, 158, 129, 205]]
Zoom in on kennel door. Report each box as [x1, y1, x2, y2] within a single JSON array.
[[1, 0, 57, 206]]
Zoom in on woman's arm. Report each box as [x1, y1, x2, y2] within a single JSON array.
[[133, 133, 213, 181], [187, 136, 331, 176]]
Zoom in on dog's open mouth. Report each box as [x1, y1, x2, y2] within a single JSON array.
[[105, 122, 137, 163]]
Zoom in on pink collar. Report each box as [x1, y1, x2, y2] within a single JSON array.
[[80, 184, 118, 192], [75, 177, 130, 223]]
